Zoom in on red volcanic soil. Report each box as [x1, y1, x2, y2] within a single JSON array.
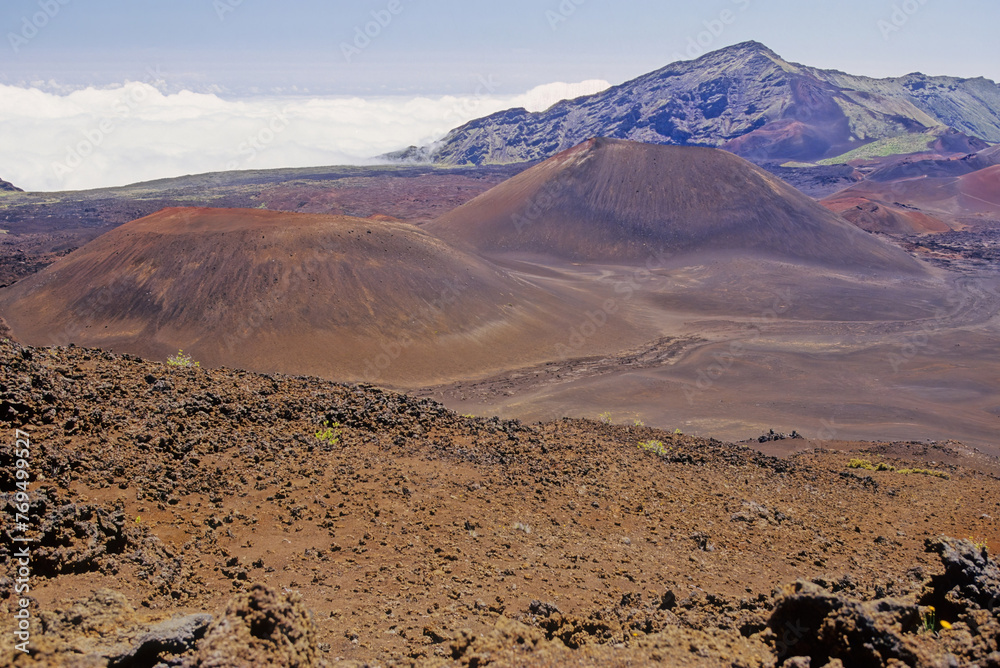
[[426, 138, 923, 273], [3, 339, 1000, 666], [820, 194, 952, 234], [930, 127, 991, 154], [0, 207, 629, 386], [723, 119, 833, 162], [0, 164, 526, 293], [256, 171, 519, 224], [960, 164, 1000, 207], [822, 163, 1000, 233]]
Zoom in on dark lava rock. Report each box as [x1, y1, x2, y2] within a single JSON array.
[[924, 536, 1000, 615], [180, 584, 323, 667], [770, 538, 1000, 667], [112, 613, 213, 666], [769, 580, 920, 666]]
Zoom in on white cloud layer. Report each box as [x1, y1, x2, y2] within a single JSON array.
[[0, 79, 610, 192]]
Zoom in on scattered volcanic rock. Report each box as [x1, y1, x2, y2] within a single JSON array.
[[769, 580, 923, 666], [0, 207, 600, 385], [180, 585, 323, 667], [923, 536, 1000, 615], [119, 613, 214, 666], [769, 537, 1000, 667], [757, 162, 863, 198], [426, 138, 926, 271], [393, 41, 1000, 165], [3, 338, 1000, 665]]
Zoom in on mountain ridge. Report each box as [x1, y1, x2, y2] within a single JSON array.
[[0, 177, 22, 192], [395, 41, 1000, 166]]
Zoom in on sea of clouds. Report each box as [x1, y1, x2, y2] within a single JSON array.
[[0, 78, 610, 192]]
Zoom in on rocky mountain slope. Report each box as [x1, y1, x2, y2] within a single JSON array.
[[1, 339, 999, 666], [399, 41, 1000, 165], [0, 177, 21, 192]]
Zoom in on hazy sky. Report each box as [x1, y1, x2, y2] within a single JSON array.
[[3, 0, 998, 94], [1, 0, 998, 190]]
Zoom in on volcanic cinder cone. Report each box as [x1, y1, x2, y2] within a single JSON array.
[[823, 163, 1000, 233], [0, 207, 621, 385], [426, 138, 925, 272]]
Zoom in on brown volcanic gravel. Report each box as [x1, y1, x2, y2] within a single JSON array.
[[1, 339, 1000, 666]]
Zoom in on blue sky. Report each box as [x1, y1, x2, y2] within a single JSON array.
[[2, 0, 999, 95]]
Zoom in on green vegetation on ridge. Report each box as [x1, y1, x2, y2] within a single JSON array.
[[818, 133, 938, 165]]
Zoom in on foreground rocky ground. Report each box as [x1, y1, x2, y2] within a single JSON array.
[[1, 339, 999, 666]]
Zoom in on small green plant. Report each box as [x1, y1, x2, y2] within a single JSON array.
[[848, 459, 949, 479], [969, 536, 989, 552], [315, 420, 341, 446], [674, 428, 683, 436], [166, 349, 200, 368], [598, 412, 613, 425], [633, 419, 645, 427], [897, 467, 950, 479], [921, 606, 937, 634], [638, 440, 670, 456], [920, 606, 953, 633]]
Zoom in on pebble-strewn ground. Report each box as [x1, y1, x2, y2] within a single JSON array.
[[1, 339, 998, 666]]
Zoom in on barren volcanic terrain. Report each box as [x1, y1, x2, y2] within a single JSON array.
[[2, 339, 1000, 666], [0, 163, 526, 290], [427, 139, 922, 271], [3, 139, 999, 453], [0, 207, 634, 386], [419, 140, 1000, 451], [823, 164, 1000, 235]]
